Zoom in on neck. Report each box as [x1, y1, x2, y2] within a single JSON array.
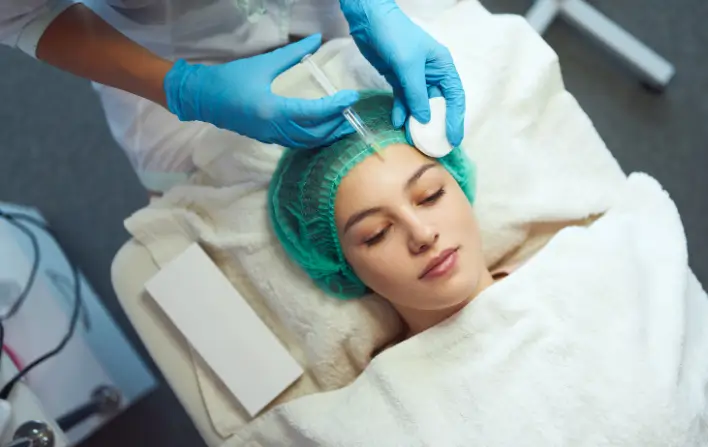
[[395, 269, 495, 337]]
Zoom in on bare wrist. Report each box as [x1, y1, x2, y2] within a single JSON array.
[[139, 58, 174, 108]]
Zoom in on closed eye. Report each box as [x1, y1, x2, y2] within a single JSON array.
[[364, 226, 390, 246], [419, 188, 445, 205]]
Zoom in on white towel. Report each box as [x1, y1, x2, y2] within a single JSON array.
[[225, 173, 708, 446]]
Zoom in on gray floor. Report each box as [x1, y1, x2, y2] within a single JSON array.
[[0, 31, 204, 447], [0, 1, 706, 446]]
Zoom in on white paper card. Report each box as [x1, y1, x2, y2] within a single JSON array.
[[146, 243, 303, 417]]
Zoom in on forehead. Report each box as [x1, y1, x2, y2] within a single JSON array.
[[342, 143, 431, 187], [334, 144, 437, 215]]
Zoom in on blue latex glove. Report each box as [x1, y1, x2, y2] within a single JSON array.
[[164, 34, 360, 149], [340, 0, 466, 146], [404, 86, 443, 144]]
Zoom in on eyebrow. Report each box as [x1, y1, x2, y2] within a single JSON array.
[[343, 163, 438, 234]]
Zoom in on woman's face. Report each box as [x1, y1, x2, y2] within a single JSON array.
[[334, 144, 488, 311]]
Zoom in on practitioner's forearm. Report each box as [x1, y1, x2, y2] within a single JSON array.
[[35, 3, 173, 107]]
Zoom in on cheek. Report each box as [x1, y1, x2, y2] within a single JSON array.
[[344, 234, 418, 302], [342, 241, 412, 295], [443, 193, 481, 247]]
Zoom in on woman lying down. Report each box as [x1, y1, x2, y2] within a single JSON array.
[[255, 91, 708, 446]]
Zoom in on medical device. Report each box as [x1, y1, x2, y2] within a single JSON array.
[[301, 54, 454, 158], [301, 55, 383, 154], [0, 211, 81, 401]]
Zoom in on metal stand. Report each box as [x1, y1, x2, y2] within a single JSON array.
[[55, 386, 121, 433], [5, 421, 54, 447], [525, 0, 675, 90]]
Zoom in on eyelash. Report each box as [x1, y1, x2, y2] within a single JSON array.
[[419, 188, 445, 205], [362, 188, 446, 247], [364, 226, 390, 246]]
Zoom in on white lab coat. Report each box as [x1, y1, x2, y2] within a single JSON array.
[[0, 0, 450, 191], [0, 0, 350, 191]]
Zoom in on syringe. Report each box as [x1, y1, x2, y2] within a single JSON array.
[[301, 55, 383, 154]]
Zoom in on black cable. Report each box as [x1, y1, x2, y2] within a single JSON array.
[[0, 320, 4, 370], [47, 269, 91, 332], [0, 214, 40, 321], [0, 210, 82, 399]]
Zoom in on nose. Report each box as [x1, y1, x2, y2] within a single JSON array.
[[406, 215, 439, 255]]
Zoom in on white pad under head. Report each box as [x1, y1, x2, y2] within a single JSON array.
[[408, 97, 454, 158]]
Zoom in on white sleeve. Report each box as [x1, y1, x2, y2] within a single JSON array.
[[397, 0, 460, 19], [0, 0, 77, 58]]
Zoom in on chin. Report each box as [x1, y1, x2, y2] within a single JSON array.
[[420, 275, 479, 311]]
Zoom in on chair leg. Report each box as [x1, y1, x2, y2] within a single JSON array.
[[559, 0, 675, 89], [525, 0, 561, 34], [525, 0, 675, 90]]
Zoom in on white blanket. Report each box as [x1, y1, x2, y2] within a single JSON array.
[[225, 173, 708, 446], [121, 1, 708, 444]]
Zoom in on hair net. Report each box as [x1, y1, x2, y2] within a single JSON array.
[[268, 90, 476, 299]]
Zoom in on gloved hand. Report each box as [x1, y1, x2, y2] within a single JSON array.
[[340, 0, 466, 146], [404, 85, 443, 144], [164, 34, 360, 149]]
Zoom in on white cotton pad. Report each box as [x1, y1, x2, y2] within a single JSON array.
[[408, 97, 454, 158]]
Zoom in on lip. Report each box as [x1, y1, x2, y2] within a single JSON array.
[[419, 247, 460, 280]]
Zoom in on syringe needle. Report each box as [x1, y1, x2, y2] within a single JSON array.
[[301, 54, 384, 157]]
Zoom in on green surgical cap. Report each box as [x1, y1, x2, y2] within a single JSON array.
[[268, 90, 476, 299]]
